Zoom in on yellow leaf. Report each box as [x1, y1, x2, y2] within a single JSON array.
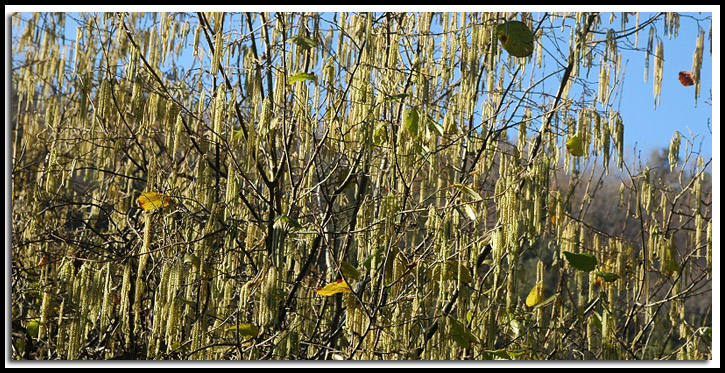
[[315, 279, 352, 296], [526, 281, 545, 307], [227, 323, 259, 339], [27, 319, 40, 338], [137, 192, 171, 211], [566, 134, 584, 157]]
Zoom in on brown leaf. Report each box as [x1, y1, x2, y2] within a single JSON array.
[[678, 71, 695, 86]]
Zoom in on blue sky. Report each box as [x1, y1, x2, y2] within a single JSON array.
[[7, 6, 717, 168], [612, 12, 714, 163]]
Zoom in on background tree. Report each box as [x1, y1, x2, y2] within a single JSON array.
[[10, 11, 713, 360]]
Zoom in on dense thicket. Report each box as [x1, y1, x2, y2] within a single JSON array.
[[11, 11, 712, 360]]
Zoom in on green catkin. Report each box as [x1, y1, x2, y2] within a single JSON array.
[[211, 21, 223, 76], [119, 259, 133, 348], [7, 11, 713, 362], [587, 272, 596, 351], [99, 262, 114, 335], [55, 298, 66, 357], [669, 131, 681, 171], [38, 290, 51, 341], [653, 39, 664, 108], [166, 261, 183, 350], [692, 27, 705, 105], [601, 117, 611, 173], [614, 113, 624, 170]]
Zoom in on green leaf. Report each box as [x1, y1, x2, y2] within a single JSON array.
[[426, 115, 445, 137], [288, 34, 317, 50], [362, 246, 397, 282], [384, 93, 409, 101], [232, 128, 245, 140], [448, 316, 478, 349], [563, 251, 598, 272], [435, 260, 473, 284], [453, 183, 483, 201], [26, 319, 40, 338], [183, 253, 201, 268], [700, 327, 712, 341], [177, 296, 196, 308], [227, 323, 260, 339], [590, 312, 602, 332], [496, 21, 535, 57], [362, 247, 384, 271], [373, 122, 387, 146], [455, 204, 478, 222], [661, 239, 680, 275], [452, 262, 473, 284], [288, 72, 317, 84], [484, 348, 514, 360], [404, 107, 420, 139], [340, 261, 361, 280], [532, 293, 559, 310], [274, 214, 303, 230], [506, 350, 526, 358], [594, 271, 620, 282]]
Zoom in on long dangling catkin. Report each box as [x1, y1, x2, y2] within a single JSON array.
[[653, 39, 664, 108], [134, 213, 152, 334]]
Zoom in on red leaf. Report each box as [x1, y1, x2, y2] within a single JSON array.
[[678, 71, 695, 86]]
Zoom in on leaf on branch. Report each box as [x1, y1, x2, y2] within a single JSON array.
[[340, 261, 361, 280], [594, 271, 620, 282], [361, 246, 399, 283], [590, 312, 603, 332], [315, 279, 352, 296], [496, 21, 535, 58], [288, 72, 317, 84], [563, 251, 598, 272], [426, 114, 445, 137], [373, 122, 388, 146], [404, 107, 421, 139], [532, 293, 559, 310], [566, 134, 585, 157], [453, 183, 483, 201], [227, 323, 259, 339], [461, 204, 478, 221], [384, 93, 409, 101], [274, 214, 304, 231], [288, 34, 317, 50], [176, 296, 197, 308], [137, 192, 171, 211], [448, 316, 479, 349], [484, 348, 525, 360], [433, 260, 473, 284], [26, 319, 40, 338], [525, 281, 545, 307], [678, 71, 695, 86], [183, 254, 214, 275]]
